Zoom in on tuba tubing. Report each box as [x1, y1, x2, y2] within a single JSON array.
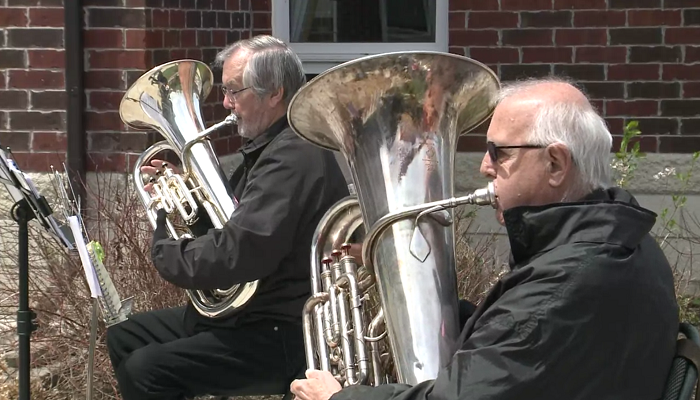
[[120, 59, 258, 319]]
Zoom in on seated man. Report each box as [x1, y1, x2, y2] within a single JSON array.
[[291, 77, 680, 400], [106, 35, 350, 400]]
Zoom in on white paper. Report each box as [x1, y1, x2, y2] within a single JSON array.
[[68, 216, 102, 298]]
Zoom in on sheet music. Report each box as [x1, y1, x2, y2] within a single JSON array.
[[68, 215, 102, 298]]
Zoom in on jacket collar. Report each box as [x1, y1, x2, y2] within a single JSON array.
[[239, 115, 289, 157], [503, 187, 658, 268]]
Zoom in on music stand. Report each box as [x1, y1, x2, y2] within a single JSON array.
[[0, 146, 74, 400]]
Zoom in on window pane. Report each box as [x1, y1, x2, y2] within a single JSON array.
[[289, 0, 435, 43]]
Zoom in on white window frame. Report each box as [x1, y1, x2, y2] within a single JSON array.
[[272, 0, 449, 74]]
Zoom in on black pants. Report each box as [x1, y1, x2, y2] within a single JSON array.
[[106, 306, 305, 400]]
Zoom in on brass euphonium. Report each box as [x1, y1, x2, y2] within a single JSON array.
[[119, 59, 258, 319], [288, 52, 500, 386]]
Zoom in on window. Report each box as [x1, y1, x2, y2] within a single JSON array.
[[272, 0, 448, 74]]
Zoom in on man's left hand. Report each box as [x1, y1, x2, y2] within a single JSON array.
[[290, 369, 342, 400]]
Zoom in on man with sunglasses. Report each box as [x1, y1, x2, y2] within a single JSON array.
[[291, 77, 679, 400], [105, 35, 350, 400]]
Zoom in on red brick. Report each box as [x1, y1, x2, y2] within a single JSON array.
[[502, 29, 553, 46], [85, 70, 125, 90], [666, 28, 700, 44], [457, 135, 488, 153], [164, 30, 180, 47], [0, 71, 5, 89], [126, 29, 163, 48], [501, 0, 552, 10], [608, 64, 660, 80], [555, 28, 607, 45], [606, 100, 658, 116], [687, 46, 700, 63], [212, 30, 227, 47], [0, 132, 30, 151], [450, 0, 498, 11], [684, 83, 700, 98], [28, 50, 64, 68], [575, 46, 627, 63], [170, 10, 186, 28], [469, 47, 520, 64], [85, 111, 124, 131], [522, 47, 573, 63], [449, 30, 499, 46], [468, 12, 518, 28], [9, 70, 64, 89], [659, 137, 700, 153], [252, 12, 270, 29], [449, 46, 466, 56], [89, 50, 151, 69], [554, 0, 606, 9], [32, 132, 66, 151], [197, 30, 212, 46], [250, 0, 269, 11], [449, 12, 466, 30], [152, 9, 169, 28], [84, 29, 124, 49], [180, 30, 196, 47], [0, 8, 28, 27], [663, 64, 700, 80], [89, 91, 125, 111], [605, 118, 625, 135], [28, 7, 64, 27], [226, 0, 241, 10], [628, 10, 681, 26], [573, 10, 626, 27], [11, 152, 66, 172], [186, 49, 203, 60]]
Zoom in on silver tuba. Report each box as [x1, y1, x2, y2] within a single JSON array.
[[119, 59, 258, 319], [288, 52, 500, 386]]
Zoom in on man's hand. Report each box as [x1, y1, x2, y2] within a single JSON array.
[[142, 159, 180, 193], [290, 369, 342, 400]]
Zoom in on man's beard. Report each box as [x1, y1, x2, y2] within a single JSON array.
[[236, 114, 264, 139]]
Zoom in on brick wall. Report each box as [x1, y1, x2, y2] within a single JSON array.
[[3, 0, 699, 172], [448, 0, 700, 153], [1, 0, 253, 172], [253, 0, 700, 155]]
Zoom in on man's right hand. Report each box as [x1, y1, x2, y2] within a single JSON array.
[[142, 159, 181, 193]]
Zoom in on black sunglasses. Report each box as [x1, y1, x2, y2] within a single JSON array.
[[487, 141, 546, 164]]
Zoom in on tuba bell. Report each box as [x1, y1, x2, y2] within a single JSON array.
[[288, 51, 500, 386], [119, 59, 258, 319]]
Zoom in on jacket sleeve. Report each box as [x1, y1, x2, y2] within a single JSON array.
[[331, 273, 566, 400], [150, 136, 321, 289]]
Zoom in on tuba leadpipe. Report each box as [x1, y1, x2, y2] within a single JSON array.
[[120, 59, 258, 319]]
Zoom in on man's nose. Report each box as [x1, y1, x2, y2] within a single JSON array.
[[479, 151, 495, 178], [223, 95, 234, 110]]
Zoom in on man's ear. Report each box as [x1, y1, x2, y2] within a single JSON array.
[[267, 87, 285, 107], [545, 143, 573, 188]]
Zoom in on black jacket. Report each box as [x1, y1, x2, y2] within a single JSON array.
[[151, 116, 349, 330], [333, 187, 679, 400]]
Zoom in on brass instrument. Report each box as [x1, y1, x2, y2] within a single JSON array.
[[118, 60, 258, 319], [288, 51, 500, 386]]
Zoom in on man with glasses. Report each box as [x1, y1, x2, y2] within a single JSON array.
[[105, 35, 350, 400], [291, 77, 679, 400]]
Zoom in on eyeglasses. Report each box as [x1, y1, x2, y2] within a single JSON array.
[[221, 86, 250, 101], [487, 141, 546, 164]]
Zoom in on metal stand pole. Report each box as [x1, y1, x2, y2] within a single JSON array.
[[86, 297, 98, 400], [11, 199, 38, 400]]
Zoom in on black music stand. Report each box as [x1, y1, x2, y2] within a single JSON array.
[[0, 146, 74, 400]]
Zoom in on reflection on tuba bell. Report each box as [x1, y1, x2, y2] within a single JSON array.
[[288, 51, 500, 386], [119, 59, 258, 319]]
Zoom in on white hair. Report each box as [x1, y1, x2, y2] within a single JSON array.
[[213, 35, 306, 105], [496, 77, 614, 193]]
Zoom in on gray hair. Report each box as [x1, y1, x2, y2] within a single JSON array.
[[213, 35, 306, 105], [496, 77, 613, 192]]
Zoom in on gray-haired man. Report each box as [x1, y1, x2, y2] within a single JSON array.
[[106, 35, 349, 400]]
